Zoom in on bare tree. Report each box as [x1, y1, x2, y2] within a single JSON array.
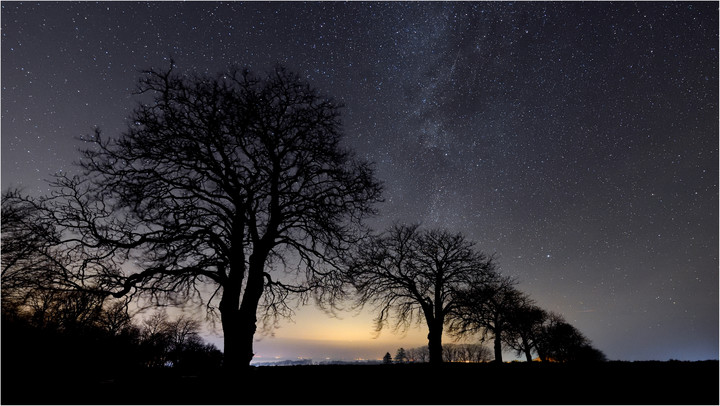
[[165, 314, 204, 368], [394, 347, 408, 363], [464, 343, 493, 363], [98, 300, 134, 336], [134, 309, 214, 368], [442, 343, 462, 362], [405, 345, 429, 363], [167, 315, 202, 352], [534, 312, 564, 362], [535, 312, 606, 363], [16, 289, 105, 332], [503, 303, 548, 362], [441, 343, 492, 363], [405, 343, 489, 363], [14, 64, 382, 371], [139, 310, 173, 367], [448, 273, 527, 363], [346, 224, 496, 364], [1, 191, 69, 304]]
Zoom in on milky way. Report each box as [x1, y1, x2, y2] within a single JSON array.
[[2, 2, 717, 361]]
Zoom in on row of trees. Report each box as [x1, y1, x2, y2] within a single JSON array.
[[387, 345, 494, 364], [352, 224, 605, 365], [2, 287, 222, 374], [1, 63, 603, 373]]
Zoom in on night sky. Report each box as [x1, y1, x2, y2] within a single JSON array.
[[2, 1, 718, 362]]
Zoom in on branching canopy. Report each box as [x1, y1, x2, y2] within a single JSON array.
[[4, 64, 382, 334], [346, 223, 496, 335]]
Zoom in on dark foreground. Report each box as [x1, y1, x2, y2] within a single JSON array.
[[2, 361, 718, 404]]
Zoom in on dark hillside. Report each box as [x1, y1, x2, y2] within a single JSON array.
[[2, 361, 717, 404]]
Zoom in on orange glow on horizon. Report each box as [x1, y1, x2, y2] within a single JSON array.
[[268, 305, 430, 345]]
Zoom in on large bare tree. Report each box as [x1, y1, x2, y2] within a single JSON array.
[[345, 224, 496, 364], [12, 64, 382, 370]]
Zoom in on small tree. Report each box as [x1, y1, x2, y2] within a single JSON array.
[[136, 310, 215, 368], [139, 310, 173, 367], [405, 346, 429, 363], [394, 347, 408, 363], [442, 344, 462, 362], [464, 343, 493, 363], [441, 343, 492, 362], [97, 300, 134, 337], [383, 352, 393, 364], [166, 315, 203, 368]]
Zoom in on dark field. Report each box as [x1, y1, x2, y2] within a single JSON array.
[[2, 361, 717, 404]]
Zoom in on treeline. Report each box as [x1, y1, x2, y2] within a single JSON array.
[[388, 344, 493, 364], [450, 286, 608, 364], [385, 307, 606, 365], [1, 64, 604, 373], [2, 289, 222, 377], [348, 224, 606, 364]]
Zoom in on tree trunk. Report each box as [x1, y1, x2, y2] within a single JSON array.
[[221, 227, 247, 373], [493, 333, 503, 363], [427, 323, 444, 365], [218, 247, 267, 372], [236, 251, 268, 367], [522, 337, 533, 362], [237, 305, 259, 367], [219, 284, 242, 372], [538, 351, 548, 363], [220, 309, 241, 371], [220, 286, 263, 372]]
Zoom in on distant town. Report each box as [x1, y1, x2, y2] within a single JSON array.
[[251, 358, 382, 367]]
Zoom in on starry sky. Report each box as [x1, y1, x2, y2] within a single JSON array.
[[2, 1, 718, 362]]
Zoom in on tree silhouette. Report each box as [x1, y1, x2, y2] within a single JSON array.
[[10, 64, 382, 371], [462, 343, 493, 363], [448, 273, 526, 363], [535, 312, 606, 363], [346, 224, 496, 364], [405, 345, 429, 363], [502, 303, 548, 362], [135, 309, 214, 368], [98, 301, 134, 336], [441, 343, 492, 363], [395, 347, 408, 363], [1, 190, 73, 310], [383, 352, 393, 364]]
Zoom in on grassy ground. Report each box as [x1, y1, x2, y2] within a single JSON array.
[[2, 361, 717, 404]]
